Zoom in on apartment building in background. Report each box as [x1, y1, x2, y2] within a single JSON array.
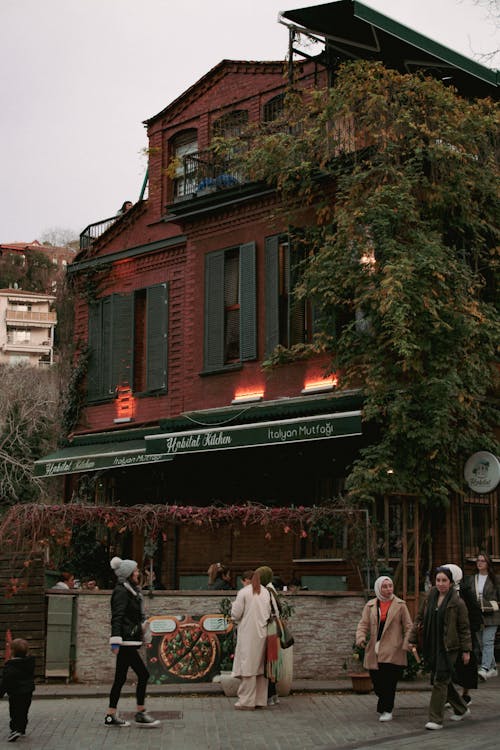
[[0, 288, 57, 367]]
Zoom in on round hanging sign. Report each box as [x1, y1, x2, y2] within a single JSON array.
[[464, 451, 500, 494]]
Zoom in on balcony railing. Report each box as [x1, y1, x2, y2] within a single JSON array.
[[4, 338, 52, 352], [174, 150, 244, 200], [6, 309, 57, 324], [79, 214, 120, 251]]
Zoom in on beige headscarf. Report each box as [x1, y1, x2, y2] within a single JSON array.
[[373, 575, 394, 601]]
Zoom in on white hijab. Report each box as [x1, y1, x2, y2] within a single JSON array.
[[374, 575, 394, 601], [443, 563, 463, 591]]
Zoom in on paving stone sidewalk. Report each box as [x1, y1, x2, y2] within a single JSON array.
[[0, 677, 498, 749]]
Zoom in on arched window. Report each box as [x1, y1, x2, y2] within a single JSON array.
[[212, 110, 248, 139], [170, 129, 198, 199]]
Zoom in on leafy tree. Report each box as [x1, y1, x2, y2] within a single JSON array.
[[0, 249, 54, 293], [228, 60, 499, 505]]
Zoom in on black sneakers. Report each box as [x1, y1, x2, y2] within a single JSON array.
[[8, 730, 21, 742], [104, 714, 130, 727], [134, 711, 160, 727]]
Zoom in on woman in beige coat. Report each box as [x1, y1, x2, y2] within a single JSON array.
[[356, 575, 413, 722], [231, 569, 272, 709]]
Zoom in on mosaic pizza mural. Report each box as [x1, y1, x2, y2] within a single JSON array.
[[146, 614, 234, 684]]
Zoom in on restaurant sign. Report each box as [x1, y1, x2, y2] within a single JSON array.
[[464, 451, 500, 494], [145, 411, 362, 457], [34, 447, 173, 477]]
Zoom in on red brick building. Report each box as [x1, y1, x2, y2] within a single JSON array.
[[35, 1, 499, 598]]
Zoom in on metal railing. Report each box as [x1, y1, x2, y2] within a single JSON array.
[[79, 214, 120, 251], [174, 150, 244, 200]]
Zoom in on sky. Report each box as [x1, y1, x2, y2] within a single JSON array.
[[1, 0, 498, 244]]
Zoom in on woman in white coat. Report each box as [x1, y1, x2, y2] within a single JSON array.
[[231, 568, 272, 709]]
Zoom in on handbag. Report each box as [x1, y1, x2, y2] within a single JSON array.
[[269, 588, 294, 649], [277, 616, 294, 649]]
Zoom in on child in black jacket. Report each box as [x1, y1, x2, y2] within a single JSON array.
[[0, 638, 35, 742]]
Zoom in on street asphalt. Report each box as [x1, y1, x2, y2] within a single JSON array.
[[0, 676, 498, 749]]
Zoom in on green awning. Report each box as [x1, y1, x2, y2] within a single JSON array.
[[34, 439, 173, 477], [146, 410, 362, 456], [281, 0, 498, 98]]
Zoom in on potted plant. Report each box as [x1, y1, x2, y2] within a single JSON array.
[[344, 642, 372, 694]]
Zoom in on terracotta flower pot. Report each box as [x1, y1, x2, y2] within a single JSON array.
[[348, 672, 372, 694]]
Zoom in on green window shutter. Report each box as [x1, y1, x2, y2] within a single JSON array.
[[101, 297, 113, 395], [239, 241, 256, 361], [87, 302, 102, 400], [110, 293, 134, 393], [146, 283, 168, 391], [204, 250, 225, 370], [264, 235, 279, 356]]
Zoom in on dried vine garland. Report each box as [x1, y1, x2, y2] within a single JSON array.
[[0, 500, 366, 553]]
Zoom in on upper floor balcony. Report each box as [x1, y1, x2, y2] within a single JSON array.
[[172, 149, 245, 202], [79, 214, 121, 252], [5, 308, 57, 326]]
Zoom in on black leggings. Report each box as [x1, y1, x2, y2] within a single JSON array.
[[109, 646, 150, 709]]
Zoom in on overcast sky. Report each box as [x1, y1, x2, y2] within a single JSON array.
[[1, 0, 498, 243]]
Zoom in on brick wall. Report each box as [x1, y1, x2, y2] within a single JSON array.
[[73, 590, 365, 684]]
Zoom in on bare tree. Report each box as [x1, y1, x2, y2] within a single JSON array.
[[468, 0, 500, 62], [40, 226, 79, 249], [0, 365, 59, 507]]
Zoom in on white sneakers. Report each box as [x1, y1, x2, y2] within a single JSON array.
[[425, 707, 471, 730], [478, 666, 498, 680], [449, 708, 471, 722], [379, 712, 392, 722]]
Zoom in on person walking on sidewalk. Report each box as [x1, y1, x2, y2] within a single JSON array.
[[409, 566, 472, 731], [0, 638, 35, 742], [442, 563, 482, 707], [105, 556, 159, 728], [231, 567, 272, 709], [355, 575, 413, 722], [465, 551, 500, 681]]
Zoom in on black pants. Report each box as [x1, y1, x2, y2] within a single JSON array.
[[369, 663, 403, 714], [9, 693, 32, 733], [109, 646, 149, 709]]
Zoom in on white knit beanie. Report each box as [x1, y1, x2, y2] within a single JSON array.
[[110, 556, 137, 583]]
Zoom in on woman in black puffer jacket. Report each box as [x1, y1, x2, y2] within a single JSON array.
[[105, 557, 159, 728]]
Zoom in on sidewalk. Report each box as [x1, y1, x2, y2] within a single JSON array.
[[2, 674, 498, 750]]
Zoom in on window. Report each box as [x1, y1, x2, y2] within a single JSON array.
[[463, 492, 499, 558], [87, 283, 168, 401], [8, 328, 30, 344], [171, 130, 198, 199], [204, 243, 256, 371], [263, 94, 285, 124], [264, 234, 315, 356], [212, 110, 248, 138]]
